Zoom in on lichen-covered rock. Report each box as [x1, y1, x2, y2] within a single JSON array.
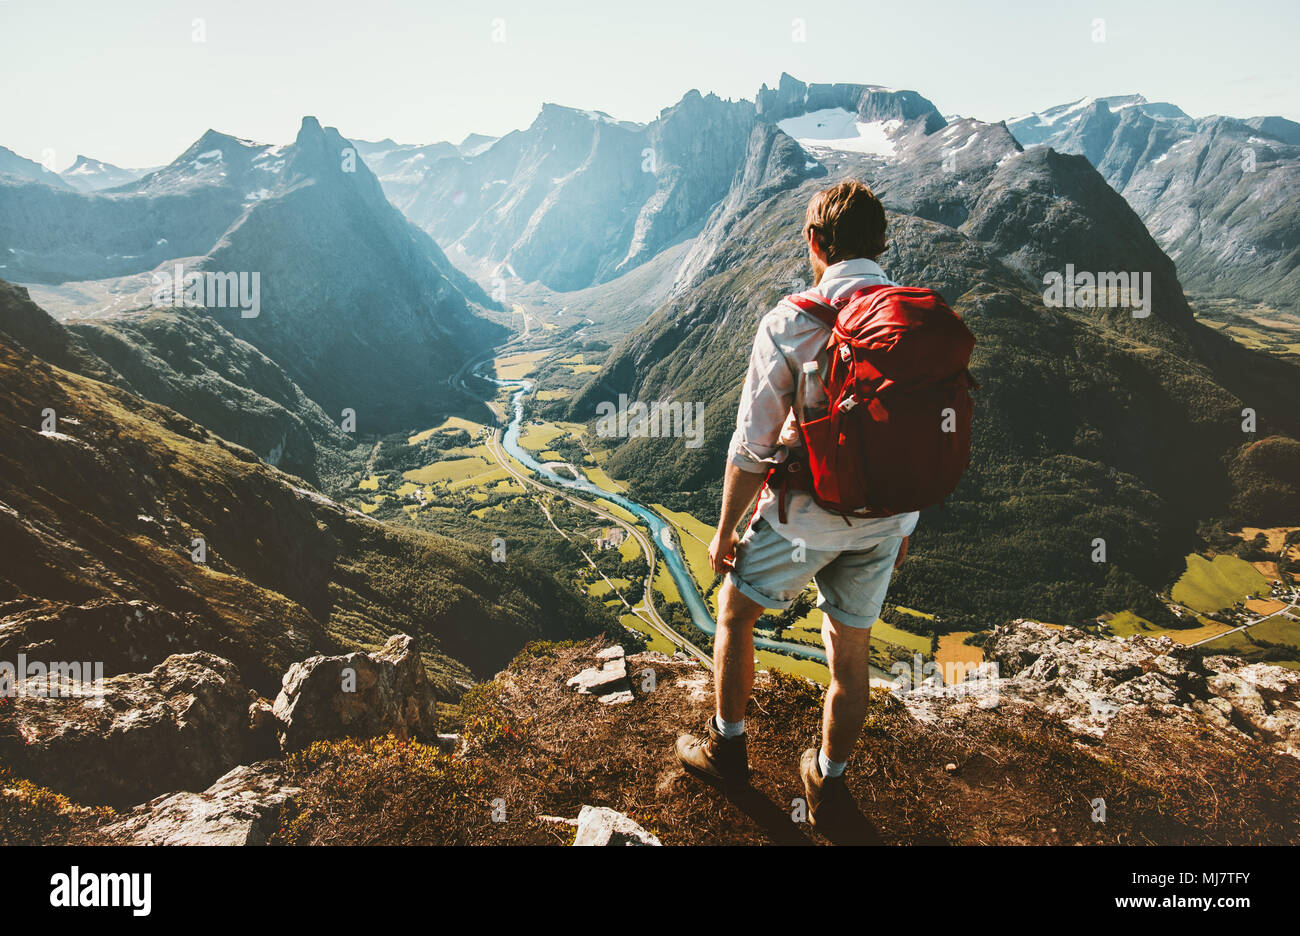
[[272, 633, 438, 752], [0, 651, 251, 808], [572, 805, 661, 846], [1197, 655, 1300, 755], [901, 622, 1300, 758], [567, 645, 634, 703], [100, 761, 300, 846]]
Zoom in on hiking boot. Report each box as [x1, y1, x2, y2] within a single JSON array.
[[676, 718, 750, 785], [799, 747, 865, 838]]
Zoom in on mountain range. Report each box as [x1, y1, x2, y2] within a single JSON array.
[[1007, 94, 1300, 311], [0, 145, 153, 192], [3, 75, 1297, 628], [1, 70, 1298, 845], [0, 117, 510, 479], [559, 76, 1300, 627], [59, 155, 154, 192]]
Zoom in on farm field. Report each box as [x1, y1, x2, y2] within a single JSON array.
[[755, 650, 830, 684], [586, 466, 625, 493], [620, 612, 676, 655], [651, 562, 682, 605], [594, 498, 640, 526], [587, 577, 632, 599], [402, 455, 496, 485], [517, 420, 588, 454], [494, 350, 549, 380], [1171, 554, 1270, 613], [935, 632, 984, 672], [408, 416, 484, 445], [1104, 609, 1233, 645], [1246, 598, 1288, 616], [1200, 611, 1300, 669]]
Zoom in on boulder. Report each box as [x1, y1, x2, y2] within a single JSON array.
[[435, 732, 467, 756], [100, 761, 300, 845], [567, 645, 631, 699], [246, 693, 280, 761], [572, 805, 661, 846], [272, 633, 438, 752], [0, 651, 251, 808]]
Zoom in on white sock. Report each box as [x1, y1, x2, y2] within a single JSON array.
[[714, 714, 745, 738], [818, 748, 846, 778]]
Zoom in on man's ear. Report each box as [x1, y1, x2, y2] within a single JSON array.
[[805, 226, 825, 259]]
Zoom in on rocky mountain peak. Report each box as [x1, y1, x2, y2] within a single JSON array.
[[295, 115, 325, 142], [757, 73, 946, 134]]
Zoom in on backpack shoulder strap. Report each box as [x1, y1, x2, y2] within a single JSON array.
[[782, 290, 840, 328]]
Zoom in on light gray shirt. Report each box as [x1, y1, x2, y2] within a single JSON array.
[[727, 258, 920, 551]]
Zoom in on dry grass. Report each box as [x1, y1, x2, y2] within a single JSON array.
[[261, 640, 1300, 846]]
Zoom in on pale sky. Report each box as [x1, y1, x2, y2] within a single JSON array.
[[3, 0, 1297, 170]]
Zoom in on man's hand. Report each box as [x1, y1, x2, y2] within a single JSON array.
[[894, 535, 909, 569], [709, 527, 740, 575], [711, 463, 768, 576]]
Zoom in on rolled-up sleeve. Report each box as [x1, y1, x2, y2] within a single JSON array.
[[727, 310, 798, 474]]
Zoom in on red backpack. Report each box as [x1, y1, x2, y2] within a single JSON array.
[[768, 285, 977, 521]]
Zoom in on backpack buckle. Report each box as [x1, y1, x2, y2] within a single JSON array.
[[837, 395, 858, 413], [839, 344, 851, 362]]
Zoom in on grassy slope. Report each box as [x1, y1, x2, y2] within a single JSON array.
[[0, 334, 624, 698]]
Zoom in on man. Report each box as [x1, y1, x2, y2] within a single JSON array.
[[675, 179, 917, 833]]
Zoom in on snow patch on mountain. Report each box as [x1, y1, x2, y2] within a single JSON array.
[[777, 108, 901, 158]]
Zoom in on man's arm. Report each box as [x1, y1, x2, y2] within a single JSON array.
[[709, 462, 768, 574], [711, 308, 800, 574]]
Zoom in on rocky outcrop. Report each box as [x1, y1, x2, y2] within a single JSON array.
[[902, 622, 1300, 759], [0, 598, 221, 679], [272, 633, 439, 752], [0, 629, 456, 839], [1195, 654, 1300, 755], [566, 644, 634, 704], [0, 651, 252, 808], [543, 803, 663, 845], [99, 761, 299, 845]]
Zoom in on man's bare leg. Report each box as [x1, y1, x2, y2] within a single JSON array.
[[675, 577, 763, 783], [714, 579, 765, 723], [820, 613, 872, 763]]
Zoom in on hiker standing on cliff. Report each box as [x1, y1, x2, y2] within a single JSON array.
[[675, 179, 975, 838]]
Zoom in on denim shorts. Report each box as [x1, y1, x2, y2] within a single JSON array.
[[726, 517, 903, 629]]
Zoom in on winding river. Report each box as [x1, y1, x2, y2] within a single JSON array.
[[491, 374, 890, 672]]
